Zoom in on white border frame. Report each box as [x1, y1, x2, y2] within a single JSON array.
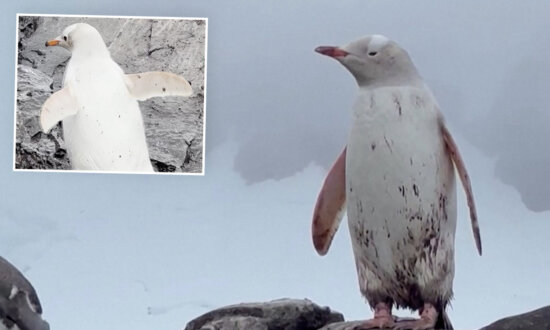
[[13, 13, 208, 176]]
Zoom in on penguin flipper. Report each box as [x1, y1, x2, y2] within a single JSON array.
[[440, 121, 482, 255], [125, 72, 192, 101], [312, 147, 347, 256], [40, 87, 78, 133]]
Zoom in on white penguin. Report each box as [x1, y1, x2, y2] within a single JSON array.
[[0, 256, 49, 330], [41, 23, 192, 172], [311, 35, 481, 329]]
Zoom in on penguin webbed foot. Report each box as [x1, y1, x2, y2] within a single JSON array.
[[355, 302, 395, 329]]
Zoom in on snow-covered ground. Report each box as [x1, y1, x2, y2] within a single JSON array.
[[1, 139, 548, 329]]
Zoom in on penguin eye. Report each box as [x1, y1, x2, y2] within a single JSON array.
[[368, 51, 378, 56], [63, 36, 67, 41]]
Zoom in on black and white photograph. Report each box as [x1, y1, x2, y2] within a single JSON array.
[[14, 14, 206, 174]]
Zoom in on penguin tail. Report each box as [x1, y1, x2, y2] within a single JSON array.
[[436, 309, 454, 330]]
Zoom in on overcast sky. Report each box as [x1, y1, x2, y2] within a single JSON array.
[[1, 1, 550, 330]]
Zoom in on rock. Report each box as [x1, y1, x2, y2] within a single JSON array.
[[480, 305, 550, 330], [15, 65, 70, 169], [0, 256, 50, 330], [318, 320, 369, 330], [15, 15, 205, 173], [322, 305, 550, 330], [185, 299, 550, 330], [184, 298, 344, 330]]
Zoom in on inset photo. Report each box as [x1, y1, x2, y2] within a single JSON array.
[[14, 14, 207, 174]]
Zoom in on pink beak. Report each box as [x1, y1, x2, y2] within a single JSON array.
[[315, 46, 348, 58]]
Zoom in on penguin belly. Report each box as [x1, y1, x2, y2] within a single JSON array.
[[346, 87, 457, 310], [62, 59, 154, 172]]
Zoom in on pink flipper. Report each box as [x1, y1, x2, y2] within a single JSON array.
[[440, 121, 482, 255], [312, 147, 347, 255]]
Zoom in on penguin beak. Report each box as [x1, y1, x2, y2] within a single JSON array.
[[45, 39, 60, 47], [315, 46, 349, 58]]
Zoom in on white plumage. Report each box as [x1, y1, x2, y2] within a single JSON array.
[[347, 85, 456, 308]]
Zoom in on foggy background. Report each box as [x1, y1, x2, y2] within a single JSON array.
[[1, 1, 549, 329]]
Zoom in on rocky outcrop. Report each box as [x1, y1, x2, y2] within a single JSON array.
[[318, 320, 373, 330], [0, 256, 49, 330], [480, 305, 550, 330], [185, 299, 550, 330], [15, 64, 70, 170], [184, 299, 344, 330], [15, 15, 205, 173], [322, 306, 550, 330]]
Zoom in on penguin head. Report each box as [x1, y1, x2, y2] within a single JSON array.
[[315, 34, 420, 87], [45, 23, 108, 56]]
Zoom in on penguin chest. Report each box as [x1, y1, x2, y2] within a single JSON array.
[[62, 59, 152, 170], [346, 87, 457, 288]]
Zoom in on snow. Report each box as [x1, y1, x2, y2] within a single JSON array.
[[0, 139, 548, 329]]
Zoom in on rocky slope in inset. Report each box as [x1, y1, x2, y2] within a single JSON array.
[[184, 299, 550, 330], [15, 15, 205, 173]]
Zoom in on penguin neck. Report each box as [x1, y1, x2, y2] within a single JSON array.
[[357, 72, 425, 90], [70, 45, 111, 63]]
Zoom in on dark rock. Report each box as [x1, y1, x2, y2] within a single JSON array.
[[318, 320, 368, 330], [0, 256, 49, 330], [321, 305, 550, 330], [15, 141, 70, 170], [185, 300, 550, 330], [480, 305, 550, 330], [151, 159, 177, 172], [15, 15, 205, 173], [184, 299, 344, 330]]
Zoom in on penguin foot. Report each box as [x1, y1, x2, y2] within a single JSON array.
[[356, 302, 395, 329], [393, 303, 438, 330]]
